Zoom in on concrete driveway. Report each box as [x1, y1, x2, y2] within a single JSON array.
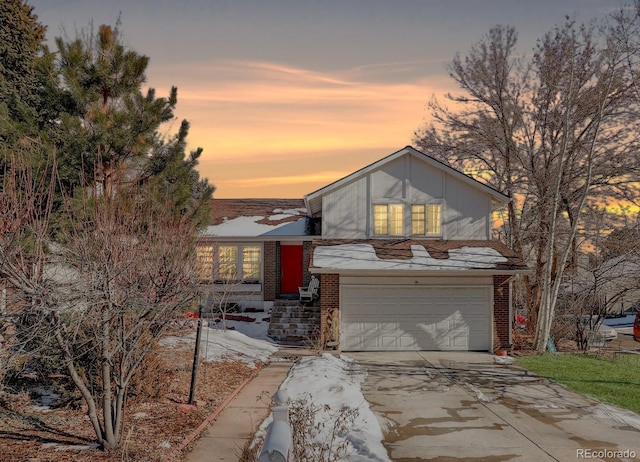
[[346, 352, 640, 462]]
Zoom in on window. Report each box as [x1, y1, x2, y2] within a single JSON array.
[[197, 245, 214, 282], [242, 246, 261, 280], [411, 204, 442, 236], [426, 204, 442, 235], [411, 205, 425, 235], [374, 204, 404, 235], [373, 205, 388, 235], [218, 246, 238, 280], [216, 244, 261, 282]]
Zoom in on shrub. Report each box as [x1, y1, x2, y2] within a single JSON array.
[[127, 344, 170, 402], [289, 393, 359, 462]]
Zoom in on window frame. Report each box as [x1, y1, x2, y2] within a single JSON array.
[[198, 243, 263, 283], [196, 244, 215, 282], [426, 204, 442, 236], [411, 203, 443, 237], [373, 203, 405, 236]]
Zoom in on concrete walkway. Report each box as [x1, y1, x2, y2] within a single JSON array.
[[183, 359, 293, 462]]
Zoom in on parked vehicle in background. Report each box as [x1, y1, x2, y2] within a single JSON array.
[[581, 316, 618, 341], [634, 311, 640, 342]]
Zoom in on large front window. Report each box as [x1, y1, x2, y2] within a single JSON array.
[[218, 244, 261, 282], [196, 244, 262, 283], [374, 204, 404, 235]]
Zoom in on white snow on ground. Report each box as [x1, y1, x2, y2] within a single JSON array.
[[212, 312, 274, 341], [313, 244, 507, 270], [257, 354, 390, 462], [159, 320, 277, 367], [30, 386, 62, 412]]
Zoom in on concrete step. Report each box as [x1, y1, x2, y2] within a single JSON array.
[[272, 300, 302, 307], [270, 308, 320, 316], [268, 302, 321, 345], [269, 314, 321, 321], [269, 322, 320, 330]]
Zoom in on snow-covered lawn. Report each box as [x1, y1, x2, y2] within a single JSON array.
[[159, 314, 278, 366]]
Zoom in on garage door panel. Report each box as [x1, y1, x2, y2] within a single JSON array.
[[341, 286, 491, 351]]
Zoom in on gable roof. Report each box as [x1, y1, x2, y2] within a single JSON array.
[[304, 146, 510, 216], [201, 198, 308, 238], [309, 239, 528, 274]]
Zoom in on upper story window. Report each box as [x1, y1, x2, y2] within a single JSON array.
[[373, 203, 442, 237], [411, 204, 442, 236], [374, 204, 404, 235], [197, 244, 262, 283]]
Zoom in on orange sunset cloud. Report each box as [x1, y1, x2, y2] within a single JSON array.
[[149, 59, 452, 197]]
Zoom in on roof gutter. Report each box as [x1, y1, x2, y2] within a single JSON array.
[[198, 235, 314, 243], [308, 267, 531, 277]]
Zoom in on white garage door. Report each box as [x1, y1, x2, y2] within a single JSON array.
[[341, 286, 492, 351]]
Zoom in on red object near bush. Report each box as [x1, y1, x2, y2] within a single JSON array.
[[185, 312, 199, 319]]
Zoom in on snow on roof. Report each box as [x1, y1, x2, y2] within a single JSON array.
[[313, 243, 508, 271], [202, 215, 307, 237], [203, 199, 308, 237]]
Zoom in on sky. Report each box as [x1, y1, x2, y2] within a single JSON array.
[[33, 0, 627, 198]]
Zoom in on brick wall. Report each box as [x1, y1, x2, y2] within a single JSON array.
[[302, 241, 313, 286], [493, 275, 511, 350], [320, 273, 340, 346], [263, 241, 277, 301]]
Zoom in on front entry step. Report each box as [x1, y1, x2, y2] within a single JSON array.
[[268, 301, 321, 345]]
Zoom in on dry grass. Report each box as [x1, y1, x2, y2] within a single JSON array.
[[0, 323, 259, 462]]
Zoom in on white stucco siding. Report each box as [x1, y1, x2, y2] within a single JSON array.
[[322, 177, 368, 238], [370, 157, 405, 200], [408, 156, 444, 202], [445, 175, 491, 239]]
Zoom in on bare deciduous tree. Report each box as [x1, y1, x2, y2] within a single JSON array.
[[414, 16, 640, 352], [1, 151, 200, 449]]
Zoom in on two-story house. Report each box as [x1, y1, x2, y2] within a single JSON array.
[[197, 146, 528, 352]]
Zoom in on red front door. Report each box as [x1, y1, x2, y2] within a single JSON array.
[[280, 245, 303, 295]]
